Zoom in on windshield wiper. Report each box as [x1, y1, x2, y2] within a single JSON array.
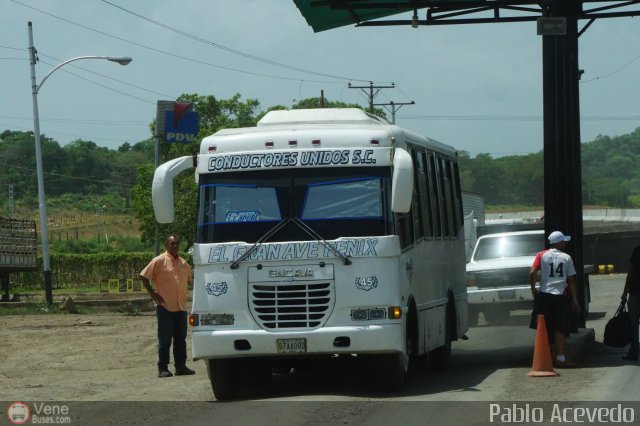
[[230, 217, 352, 268], [291, 217, 351, 265], [230, 218, 289, 269]]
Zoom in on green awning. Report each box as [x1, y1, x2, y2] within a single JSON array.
[[293, 0, 413, 32], [292, 1, 539, 32]]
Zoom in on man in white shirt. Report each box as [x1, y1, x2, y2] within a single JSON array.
[[529, 231, 581, 367]]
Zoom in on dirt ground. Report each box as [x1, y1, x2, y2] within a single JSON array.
[[0, 312, 213, 401]]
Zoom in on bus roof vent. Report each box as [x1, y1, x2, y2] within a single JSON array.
[[257, 108, 388, 127]]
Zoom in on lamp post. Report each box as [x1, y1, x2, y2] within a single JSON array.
[[27, 21, 132, 305]]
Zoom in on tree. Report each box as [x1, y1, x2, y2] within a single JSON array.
[[131, 94, 261, 250]]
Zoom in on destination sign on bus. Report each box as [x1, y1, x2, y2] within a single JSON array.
[[202, 148, 391, 173], [207, 238, 383, 263]]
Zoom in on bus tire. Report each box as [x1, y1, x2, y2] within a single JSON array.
[[242, 358, 273, 390], [207, 358, 240, 400], [375, 353, 406, 391]]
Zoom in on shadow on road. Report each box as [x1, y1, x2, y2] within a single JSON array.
[[227, 325, 536, 401]]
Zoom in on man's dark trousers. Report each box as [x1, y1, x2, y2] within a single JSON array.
[[156, 305, 188, 370]]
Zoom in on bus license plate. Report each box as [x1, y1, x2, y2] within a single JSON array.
[[276, 338, 307, 354]]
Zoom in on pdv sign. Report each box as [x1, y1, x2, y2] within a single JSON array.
[[156, 101, 200, 144]]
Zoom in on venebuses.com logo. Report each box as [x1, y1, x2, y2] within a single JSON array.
[[7, 402, 30, 424], [6, 401, 72, 424]]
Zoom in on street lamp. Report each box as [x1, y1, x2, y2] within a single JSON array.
[[27, 21, 132, 305]]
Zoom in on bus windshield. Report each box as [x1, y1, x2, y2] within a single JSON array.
[[197, 167, 392, 244]]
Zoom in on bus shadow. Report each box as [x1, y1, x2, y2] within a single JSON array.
[[230, 343, 533, 401]]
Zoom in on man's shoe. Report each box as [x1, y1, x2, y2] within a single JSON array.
[[175, 365, 196, 376], [622, 354, 638, 361], [158, 369, 173, 378]]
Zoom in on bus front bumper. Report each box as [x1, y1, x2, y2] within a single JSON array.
[[191, 323, 404, 360]]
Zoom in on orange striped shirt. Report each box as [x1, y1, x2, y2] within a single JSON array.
[[140, 252, 192, 312]]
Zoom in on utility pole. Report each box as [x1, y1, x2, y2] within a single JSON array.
[[373, 100, 415, 124], [348, 81, 395, 113]]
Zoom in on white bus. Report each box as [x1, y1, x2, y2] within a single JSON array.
[[152, 108, 468, 399]]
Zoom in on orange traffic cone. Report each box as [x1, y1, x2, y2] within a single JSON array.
[[527, 314, 559, 377]]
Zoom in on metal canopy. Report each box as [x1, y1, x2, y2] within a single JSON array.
[[292, 0, 640, 329], [294, 0, 640, 32]]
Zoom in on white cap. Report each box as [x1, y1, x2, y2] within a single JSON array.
[[548, 230, 571, 245]]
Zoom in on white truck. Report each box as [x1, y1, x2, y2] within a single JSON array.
[[152, 108, 469, 399], [465, 229, 543, 325]]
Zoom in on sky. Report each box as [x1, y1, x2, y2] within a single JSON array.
[[1, 0, 639, 157]]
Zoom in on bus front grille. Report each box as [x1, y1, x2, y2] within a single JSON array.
[[249, 281, 334, 330]]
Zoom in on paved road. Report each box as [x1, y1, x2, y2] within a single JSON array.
[[60, 275, 640, 425]]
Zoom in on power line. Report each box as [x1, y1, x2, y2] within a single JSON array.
[[0, 44, 25, 51], [581, 53, 640, 83], [348, 82, 395, 113], [9, 0, 352, 85], [0, 122, 146, 144], [38, 58, 156, 104], [38, 53, 177, 99], [0, 115, 147, 125], [101, 0, 376, 83], [399, 114, 640, 121]]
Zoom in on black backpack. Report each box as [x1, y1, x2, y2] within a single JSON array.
[[603, 301, 633, 348]]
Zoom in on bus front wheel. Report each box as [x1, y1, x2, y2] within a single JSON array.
[[207, 358, 240, 400]]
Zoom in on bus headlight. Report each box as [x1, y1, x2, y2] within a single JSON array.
[[199, 313, 235, 326], [351, 309, 369, 320], [369, 308, 386, 320], [351, 307, 400, 321]]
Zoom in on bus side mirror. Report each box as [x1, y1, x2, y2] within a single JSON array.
[[391, 148, 414, 213], [152, 156, 194, 223]]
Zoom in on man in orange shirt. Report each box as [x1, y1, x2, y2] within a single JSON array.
[[140, 235, 195, 378]]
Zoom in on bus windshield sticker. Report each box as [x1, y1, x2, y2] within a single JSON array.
[[225, 211, 260, 223]]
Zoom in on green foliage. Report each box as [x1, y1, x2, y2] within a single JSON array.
[[4, 100, 640, 239], [258, 97, 387, 121], [11, 252, 193, 290], [459, 152, 542, 206], [459, 127, 640, 208], [131, 94, 262, 250], [0, 130, 153, 216], [49, 235, 153, 254]]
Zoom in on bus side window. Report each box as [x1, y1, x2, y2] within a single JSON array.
[[438, 157, 452, 237], [411, 147, 424, 241], [452, 161, 464, 236], [418, 151, 433, 238], [442, 158, 456, 238], [427, 152, 443, 238]]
